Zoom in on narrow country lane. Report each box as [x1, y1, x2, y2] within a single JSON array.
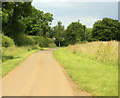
[[2, 48, 90, 96]]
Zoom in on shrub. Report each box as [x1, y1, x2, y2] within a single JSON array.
[[14, 35, 35, 46], [47, 38, 54, 43], [31, 45, 40, 50], [30, 36, 46, 47], [29, 36, 55, 47], [2, 34, 15, 47], [39, 37, 49, 47], [48, 43, 56, 48]]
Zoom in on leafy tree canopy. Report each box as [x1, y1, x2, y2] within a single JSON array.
[[92, 18, 120, 41], [52, 21, 65, 46], [64, 21, 85, 45]]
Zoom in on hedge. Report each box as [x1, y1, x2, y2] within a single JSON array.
[[2, 34, 15, 47]]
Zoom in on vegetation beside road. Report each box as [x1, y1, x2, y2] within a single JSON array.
[[1, 2, 56, 77], [1, 2, 119, 96], [2, 33, 54, 77], [53, 41, 118, 96], [68, 41, 118, 66], [2, 46, 45, 77]]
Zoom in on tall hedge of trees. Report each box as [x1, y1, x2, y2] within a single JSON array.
[[2, 2, 120, 47], [2, 2, 54, 47], [52, 21, 65, 46], [92, 18, 120, 41], [52, 18, 120, 46], [64, 21, 85, 45]]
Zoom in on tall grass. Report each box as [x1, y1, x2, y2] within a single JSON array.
[[2, 46, 40, 62], [2, 46, 41, 77], [68, 41, 118, 66], [54, 41, 118, 96]]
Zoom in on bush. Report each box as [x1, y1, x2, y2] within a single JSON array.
[[2, 35, 15, 47], [47, 38, 54, 43], [49, 43, 56, 48], [39, 37, 49, 47], [30, 36, 46, 47], [29, 36, 55, 47], [14, 35, 35, 46], [31, 45, 40, 50]]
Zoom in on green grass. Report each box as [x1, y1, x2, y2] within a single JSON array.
[[2, 46, 46, 77], [53, 47, 118, 96], [68, 41, 118, 66]]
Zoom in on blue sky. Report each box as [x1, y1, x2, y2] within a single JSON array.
[[32, 1, 118, 28]]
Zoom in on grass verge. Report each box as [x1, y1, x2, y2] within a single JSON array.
[[53, 47, 118, 96], [2, 46, 46, 77]]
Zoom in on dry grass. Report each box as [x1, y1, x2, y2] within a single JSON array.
[[2, 46, 41, 77], [68, 41, 118, 66], [2, 45, 40, 62], [54, 47, 118, 96], [54, 41, 118, 95]]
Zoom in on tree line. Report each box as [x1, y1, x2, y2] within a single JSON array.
[[2, 2, 54, 47], [2, 2, 120, 47], [51, 18, 120, 46]]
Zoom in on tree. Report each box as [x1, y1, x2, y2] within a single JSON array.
[[2, 2, 54, 46], [64, 21, 85, 45], [86, 28, 93, 42], [23, 6, 44, 35], [2, 2, 34, 46], [40, 12, 53, 37], [2, 2, 32, 38], [92, 18, 120, 41], [53, 21, 65, 47], [24, 8, 53, 37]]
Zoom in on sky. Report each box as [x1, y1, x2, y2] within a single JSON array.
[[32, 1, 118, 28]]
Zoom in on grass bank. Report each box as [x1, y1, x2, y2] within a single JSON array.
[[2, 46, 46, 77], [53, 41, 118, 96], [68, 41, 118, 66]]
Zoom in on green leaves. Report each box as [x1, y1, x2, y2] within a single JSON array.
[[2, 2, 33, 38], [92, 18, 120, 41], [24, 7, 53, 36], [52, 21, 65, 46], [2, 34, 15, 47], [64, 21, 85, 45]]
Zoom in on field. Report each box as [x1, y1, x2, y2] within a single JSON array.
[[53, 41, 118, 96], [2, 46, 45, 77]]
